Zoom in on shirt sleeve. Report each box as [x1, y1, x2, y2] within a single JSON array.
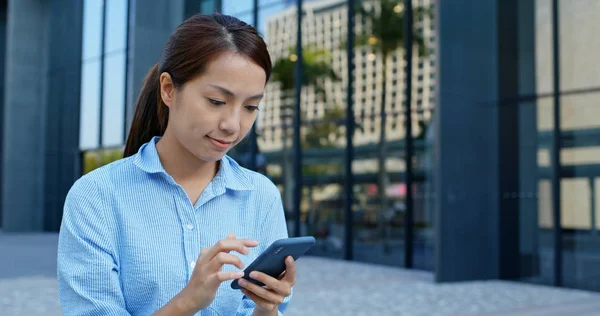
[[57, 176, 131, 316], [236, 187, 292, 316]]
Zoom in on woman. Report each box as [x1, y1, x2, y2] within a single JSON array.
[[57, 13, 294, 316]]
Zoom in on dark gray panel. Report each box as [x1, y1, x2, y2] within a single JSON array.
[[44, 0, 83, 232], [2, 0, 48, 231], [434, 0, 501, 282], [125, 0, 185, 136], [0, 0, 7, 229], [517, 0, 540, 280]]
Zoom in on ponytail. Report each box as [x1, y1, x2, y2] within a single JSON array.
[[123, 63, 169, 157]]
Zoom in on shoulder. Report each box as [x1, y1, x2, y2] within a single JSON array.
[[67, 157, 135, 201], [78, 156, 137, 186]]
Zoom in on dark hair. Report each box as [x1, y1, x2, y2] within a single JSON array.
[[123, 13, 272, 157]]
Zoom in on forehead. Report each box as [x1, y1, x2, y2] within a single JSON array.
[[195, 52, 266, 95]]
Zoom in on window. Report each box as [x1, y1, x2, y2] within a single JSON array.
[[79, 0, 129, 150], [102, 0, 128, 147], [79, 0, 104, 150]]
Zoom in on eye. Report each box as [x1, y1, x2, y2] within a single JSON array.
[[208, 98, 225, 106], [245, 105, 260, 112]]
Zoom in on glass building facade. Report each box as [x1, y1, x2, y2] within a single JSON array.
[[0, 0, 598, 293]]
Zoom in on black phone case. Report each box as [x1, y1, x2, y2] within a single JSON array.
[[231, 236, 315, 289]]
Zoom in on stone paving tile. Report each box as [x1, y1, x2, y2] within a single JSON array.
[[285, 257, 600, 316], [0, 277, 60, 315]]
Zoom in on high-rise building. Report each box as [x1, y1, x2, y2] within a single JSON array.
[[258, 0, 436, 153]]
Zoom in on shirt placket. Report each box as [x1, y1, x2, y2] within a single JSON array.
[[173, 188, 200, 281]]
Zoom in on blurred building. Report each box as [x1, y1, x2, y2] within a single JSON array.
[[259, 0, 436, 152], [0, 0, 599, 295]]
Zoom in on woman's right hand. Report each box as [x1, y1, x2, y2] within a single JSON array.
[[153, 232, 258, 315]]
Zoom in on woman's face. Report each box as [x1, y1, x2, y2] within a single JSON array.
[[160, 52, 266, 162]]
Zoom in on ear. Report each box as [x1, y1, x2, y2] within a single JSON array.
[[159, 72, 175, 108]]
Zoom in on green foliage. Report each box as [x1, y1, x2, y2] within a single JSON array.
[[354, 0, 432, 57], [271, 46, 343, 151], [302, 106, 346, 149], [82, 148, 124, 175], [83, 154, 100, 175], [302, 163, 341, 176], [271, 46, 340, 96]]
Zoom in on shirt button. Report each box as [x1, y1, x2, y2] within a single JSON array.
[[190, 261, 196, 269], [186, 224, 194, 230]]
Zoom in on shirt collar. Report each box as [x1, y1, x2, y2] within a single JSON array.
[[132, 136, 254, 192]]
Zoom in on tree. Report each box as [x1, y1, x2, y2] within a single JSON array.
[[270, 46, 341, 215], [302, 105, 345, 149], [354, 0, 431, 252]]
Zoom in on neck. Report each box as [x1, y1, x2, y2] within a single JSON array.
[[155, 131, 219, 184]]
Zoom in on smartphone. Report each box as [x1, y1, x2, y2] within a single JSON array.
[[231, 236, 316, 289]]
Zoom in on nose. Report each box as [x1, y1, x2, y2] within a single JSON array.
[[219, 107, 241, 135]]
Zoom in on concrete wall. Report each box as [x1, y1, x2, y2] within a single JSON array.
[[0, 0, 195, 232], [1, 0, 83, 232], [435, 0, 501, 282], [0, 0, 6, 228], [125, 0, 187, 134], [43, 0, 84, 231], [2, 0, 50, 231], [434, 0, 536, 282]]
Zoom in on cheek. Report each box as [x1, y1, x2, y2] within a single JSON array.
[[177, 103, 215, 134], [240, 115, 257, 134]]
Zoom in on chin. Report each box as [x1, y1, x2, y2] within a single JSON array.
[[196, 150, 228, 163]]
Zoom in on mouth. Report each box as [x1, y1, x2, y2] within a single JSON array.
[[207, 136, 234, 150]]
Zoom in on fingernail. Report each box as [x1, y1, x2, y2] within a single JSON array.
[[250, 271, 258, 278], [235, 271, 244, 278], [239, 279, 247, 286], [250, 240, 259, 246]]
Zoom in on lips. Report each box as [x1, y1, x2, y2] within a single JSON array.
[[207, 136, 234, 150], [208, 137, 233, 144]]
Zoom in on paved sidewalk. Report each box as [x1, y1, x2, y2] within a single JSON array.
[[2, 233, 600, 315]]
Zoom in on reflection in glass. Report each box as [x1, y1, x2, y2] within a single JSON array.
[[257, 1, 290, 36], [79, 60, 102, 149], [104, 0, 129, 53], [349, 0, 435, 268], [303, 183, 345, 259], [259, 0, 299, 241], [558, 0, 600, 91], [534, 0, 553, 95], [101, 53, 127, 147], [558, 93, 600, 291], [82, 0, 104, 60], [517, 98, 555, 287], [222, 0, 253, 16], [80, 0, 104, 150]]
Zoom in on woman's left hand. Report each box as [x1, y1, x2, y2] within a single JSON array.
[[238, 256, 296, 314]]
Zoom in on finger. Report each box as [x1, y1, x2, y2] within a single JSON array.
[[241, 289, 275, 310], [248, 271, 291, 297], [282, 256, 296, 284], [238, 279, 285, 305], [208, 252, 245, 271], [208, 270, 245, 286], [226, 232, 236, 240], [199, 239, 258, 262]]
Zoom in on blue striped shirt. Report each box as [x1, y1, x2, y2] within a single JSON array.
[[57, 136, 291, 315]]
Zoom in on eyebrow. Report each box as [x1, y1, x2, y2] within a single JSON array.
[[208, 84, 264, 101]]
